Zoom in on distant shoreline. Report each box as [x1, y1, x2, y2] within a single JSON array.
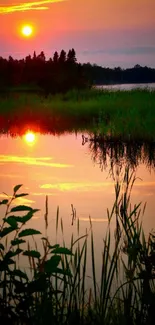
[[0, 82, 155, 95]]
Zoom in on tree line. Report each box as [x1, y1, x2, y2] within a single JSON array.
[[0, 49, 89, 94], [84, 63, 155, 85], [0, 49, 155, 94]]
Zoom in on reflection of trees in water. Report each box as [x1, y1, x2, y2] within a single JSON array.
[[82, 134, 155, 172]]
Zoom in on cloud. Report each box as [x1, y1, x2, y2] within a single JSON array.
[[0, 155, 73, 168], [32, 192, 58, 196], [82, 47, 155, 57], [0, 0, 64, 14], [40, 182, 113, 192], [40, 180, 155, 195]]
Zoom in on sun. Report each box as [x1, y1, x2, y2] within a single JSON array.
[[24, 131, 36, 145], [21, 25, 33, 37]]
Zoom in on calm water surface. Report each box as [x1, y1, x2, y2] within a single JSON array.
[[0, 132, 155, 277], [96, 82, 155, 90]]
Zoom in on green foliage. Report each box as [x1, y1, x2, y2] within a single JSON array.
[[13, 184, 23, 193], [0, 185, 73, 325], [51, 247, 73, 255], [10, 205, 34, 212], [0, 89, 155, 141], [0, 199, 9, 205], [23, 250, 41, 259], [11, 238, 26, 246], [18, 229, 41, 237]]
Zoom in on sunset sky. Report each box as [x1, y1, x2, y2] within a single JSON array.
[[0, 0, 155, 68]]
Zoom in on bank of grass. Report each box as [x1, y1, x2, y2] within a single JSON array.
[[0, 88, 155, 140], [1, 169, 155, 325]]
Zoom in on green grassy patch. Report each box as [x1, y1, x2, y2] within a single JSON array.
[[0, 88, 155, 140]]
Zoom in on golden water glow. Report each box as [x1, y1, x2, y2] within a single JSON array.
[[24, 131, 36, 144], [21, 25, 33, 37], [0, 154, 73, 168]]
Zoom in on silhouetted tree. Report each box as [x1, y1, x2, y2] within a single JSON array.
[[33, 51, 37, 60], [53, 51, 59, 64], [59, 50, 66, 64], [67, 48, 76, 64], [37, 51, 46, 62]]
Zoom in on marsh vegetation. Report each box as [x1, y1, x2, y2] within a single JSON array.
[[0, 88, 155, 141]]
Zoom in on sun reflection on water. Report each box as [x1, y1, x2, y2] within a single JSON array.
[[24, 131, 36, 145]]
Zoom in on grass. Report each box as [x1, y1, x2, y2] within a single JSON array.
[[1, 168, 155, 324], [0, 88, 155, 140]]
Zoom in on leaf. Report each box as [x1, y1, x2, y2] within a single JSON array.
[[5, 249, 23, 259], [10, 205, 32, 213], [0, 227, 15, 238], [11, 269, 28, 280], [21, 211, 34, 223], [0, 199, 9, 205], [15, 193, 29, 198], [44, 255, 61, 274], [51, 247, 73, 255], [18, 229, 41, 238], [32, 209, 40, 213], [11, 239, 26, 246], [6, 213, 39, 224], [23, 250, 41, 259], [22, 210, 39, 223], [4, 216, 18, 229], [6, 215, 24, 223], [48, 244, 60, 249], [13, 184, 23, 194]]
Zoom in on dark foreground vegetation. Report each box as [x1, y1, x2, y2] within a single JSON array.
[[0, 170, 155, 325], [0, 89, 155, 141], [82, 134, 155, 171], [0, 50, 155, 95]]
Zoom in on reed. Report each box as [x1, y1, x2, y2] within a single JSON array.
[[0, 168, 155, 324]]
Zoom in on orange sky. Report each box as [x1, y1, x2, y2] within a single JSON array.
[[0, 0, 155, 67]]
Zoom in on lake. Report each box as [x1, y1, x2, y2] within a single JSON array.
[[0, 131, 155, 280], [96, 82, 155, 90]]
